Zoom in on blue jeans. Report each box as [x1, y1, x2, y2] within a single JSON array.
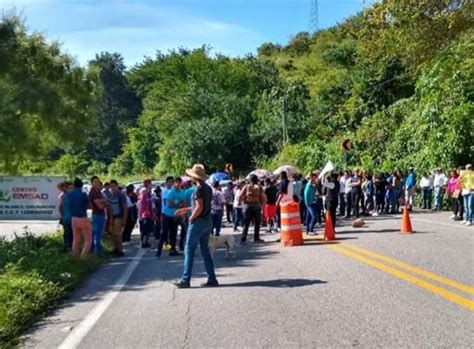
[[211, 210, 223, 236], [181, 216, 217, 283], [464, 193, 473, 223], [92, 214, 105, 253], [233, 207, 243, 229], [306, 202, 322, 232], [434, 187, 444, 210]]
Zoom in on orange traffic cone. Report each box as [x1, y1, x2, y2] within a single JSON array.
[[400, 205, 414, 234], [324, 211, 336, 241]]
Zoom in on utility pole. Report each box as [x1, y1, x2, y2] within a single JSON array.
[[280, 96, 289, 146]]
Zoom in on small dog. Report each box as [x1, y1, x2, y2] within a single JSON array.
[[208, 234, 237, 258], [352, 218, 366, 228]]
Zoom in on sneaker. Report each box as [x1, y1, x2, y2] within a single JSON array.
[[254, 239, 265, 243], [169, 250, 182, 257], [449, 214, 456, 219], [465, 221, 472, 226], [460, 220, 467, 224], [372, 212, 379, 217], [174, 280, 190, 289], [201, 279, 219, 287]]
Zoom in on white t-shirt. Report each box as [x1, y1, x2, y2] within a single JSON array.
[[339, 176, 346, 194], [420, 177, 432, 188], [433, 174, 448, 187], [233, 188, 243, 208], [345, 178, 352, 194], [211, 190, 225, 211]]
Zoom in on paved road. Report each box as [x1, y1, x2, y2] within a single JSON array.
[[22, 211, 474, 348], [0, 220, 59, 240]]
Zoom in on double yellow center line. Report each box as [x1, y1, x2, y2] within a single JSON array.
[[328, 244, 474, 311]]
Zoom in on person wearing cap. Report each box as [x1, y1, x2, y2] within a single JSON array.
[[174, 164, 218, 288]]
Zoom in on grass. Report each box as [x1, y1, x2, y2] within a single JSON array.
[[0, 230, 111, 348]]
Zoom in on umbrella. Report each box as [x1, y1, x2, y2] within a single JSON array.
[[210, 172, 229, 183], [247, 169, 273, 179], [181, 176, 192, 184], [273, 165, 300, 176]]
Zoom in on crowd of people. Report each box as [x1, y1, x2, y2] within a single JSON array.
[[56, 164, 473, 264]]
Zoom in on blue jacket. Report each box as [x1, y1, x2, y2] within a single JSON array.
[[406, 173, 416, 188]]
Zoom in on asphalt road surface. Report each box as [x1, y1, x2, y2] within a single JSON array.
[[21, 211, 474, 348], [0, 220, 59, 240]]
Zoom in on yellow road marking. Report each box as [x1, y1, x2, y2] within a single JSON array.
[[340, 244, 474, 296], [328, 245, 474, 311]]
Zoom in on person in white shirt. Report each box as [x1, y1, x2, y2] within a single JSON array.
[[419, 173, 433, 209], [339, 171, 347, 216], [233, 181, 244, 232], [211, 182, 225, 236], [433, 168, 448, 210], [344, 170, 353, 218]]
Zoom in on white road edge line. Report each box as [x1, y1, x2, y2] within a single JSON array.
[[58, 248, 146, 349]]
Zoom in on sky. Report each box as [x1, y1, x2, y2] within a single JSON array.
[[0, 0, 373, 67]]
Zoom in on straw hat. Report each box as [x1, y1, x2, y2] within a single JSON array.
[[185, 164, 208, 182]]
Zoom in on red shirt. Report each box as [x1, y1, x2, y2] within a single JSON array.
[[89, 188, 105, 215]]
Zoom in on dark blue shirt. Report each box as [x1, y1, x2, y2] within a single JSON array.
[[67, 189, 89, 218]]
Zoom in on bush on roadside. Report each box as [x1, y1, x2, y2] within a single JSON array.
[[0, 232, 109, 348]]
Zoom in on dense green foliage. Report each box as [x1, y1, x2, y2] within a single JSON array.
[[0, 0, 473, 178], [0, 232, 109, 348]]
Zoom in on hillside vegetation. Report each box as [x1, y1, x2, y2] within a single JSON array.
[[0, 0, 472, 178]]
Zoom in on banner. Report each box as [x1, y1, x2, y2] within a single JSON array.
[[319, 161, 335, 180], [0, 176, 65, 220]]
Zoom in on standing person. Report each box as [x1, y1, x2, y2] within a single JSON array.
[[405, 168, 417, 211], [157, 177, 186, 258], [89, 176, 107, 254], [391, 172, 403, 213], [105, 180, 128, 257], [276, 171, 292, 230], [138, 179, 154, 248], [123, 185, 138, 243], [451, 169, 464, 221], [211, 182, 225, 236], [174, 164, 218, 288], [160, 176, 175, 249], [364, 174, 374, 213], [323, 173, 340, 229], [304, 173, 318, 234], [461, 164, 473, 226], [67, 178, 92, 259], [264, 178, 278, 233], [344, 171, 353, 218], [420, 173, 433, 210], [233, 181, 244, 232], [433, 168, 448, 210], [58, 181, 73, 251], [373, 172, 386, 216], [152, 186, 162, 242], [349, 170, 362, 218], [240, 175, 266, 244], [338, 171, 347, 216], [223, 182, 234, 224]]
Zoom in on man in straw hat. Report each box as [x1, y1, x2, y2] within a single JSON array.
[[174, 164, 219, 288]]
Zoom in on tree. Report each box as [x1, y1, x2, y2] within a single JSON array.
[[86, 52, 142, 165], [0, 14, 95, 174]]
